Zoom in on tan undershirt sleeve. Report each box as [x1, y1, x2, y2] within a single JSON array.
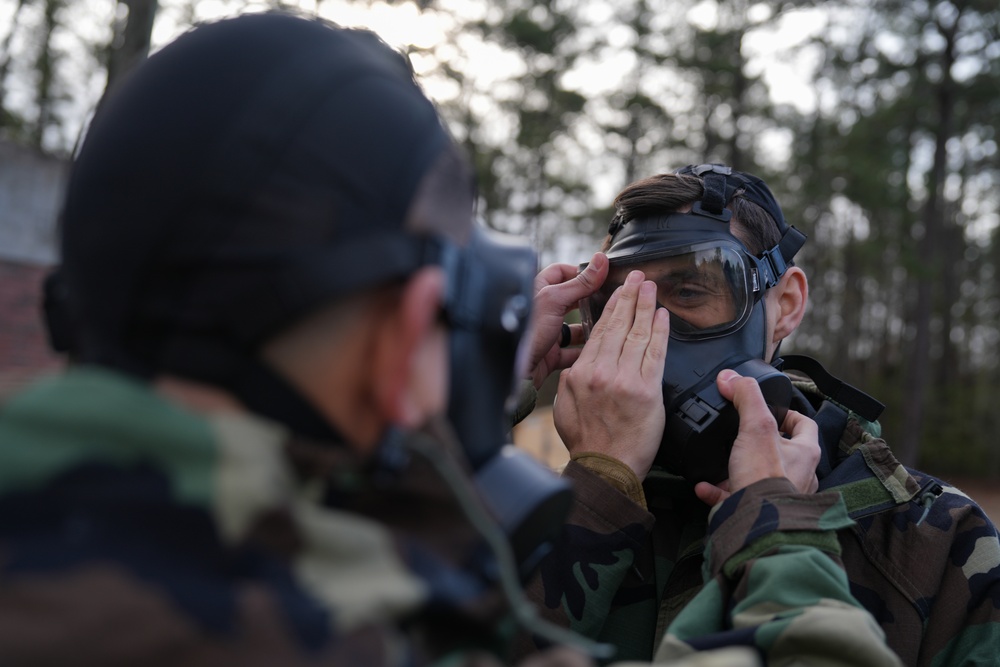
[[570, 451, 647, 509]]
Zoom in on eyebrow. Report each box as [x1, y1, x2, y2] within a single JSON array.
[[654, 264, 726, 286]]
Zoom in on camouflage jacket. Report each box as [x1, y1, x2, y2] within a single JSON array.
[[0, 368, 550, 667], [520, 376, 1000, 666]]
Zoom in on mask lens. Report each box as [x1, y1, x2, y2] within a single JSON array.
[[583, 244, 752, 339]]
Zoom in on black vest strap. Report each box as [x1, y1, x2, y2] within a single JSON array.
[[782, 354, 885, 422]]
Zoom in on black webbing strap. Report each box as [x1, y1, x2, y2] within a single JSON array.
[[699, 171, 730, 216], [782, 354, 885, 422]]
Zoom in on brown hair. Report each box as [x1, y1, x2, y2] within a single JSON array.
[[603, 173, 782, 256]]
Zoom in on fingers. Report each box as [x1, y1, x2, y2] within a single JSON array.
[[597, 271, 645, 363], [534, 252, 608, 307], [717, 369, 776, 436], [641, 308, 670, 381], [779, 408, 821, 493], [528, 253, 610, 386], [575, 276, 626, 365], [781, 407, 818, 442], [716, 369, 822, 497], [717, 369, 784, 486], [694, 481, 728, 506], [617, 278, 658, 372], [561, 322, 586, 348]]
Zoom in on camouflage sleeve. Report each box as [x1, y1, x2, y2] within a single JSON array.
[[923, 492, 1000, 667], [518, 461, 657, 657], [915, 496, 1000, 667], [655, 478, 901, 667]]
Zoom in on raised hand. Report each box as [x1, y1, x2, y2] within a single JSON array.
[[527, 253, 609, 390], [694, 369, 820, 506], [553, 270, 670, 481]]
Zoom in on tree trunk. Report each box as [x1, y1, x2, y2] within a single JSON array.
[[0, 0, 31, 124], [31, 0, 63, 148], [899, 12, 957, 467], [105, 0, 159, 96]]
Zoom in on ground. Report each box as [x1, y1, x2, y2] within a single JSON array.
[[514, 406, 1000, 522]]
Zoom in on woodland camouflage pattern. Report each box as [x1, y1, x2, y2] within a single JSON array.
[[0, 368, 528, 666], [0, 367, 888, 667], [520, 373, 1000, 666]]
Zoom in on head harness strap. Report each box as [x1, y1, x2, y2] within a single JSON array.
[[696, 165, 731, 217], [607, 164, 808, 286], [679, 163, 806, 287]]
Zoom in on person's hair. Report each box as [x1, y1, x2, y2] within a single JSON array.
[[603, 173, 782, 256]]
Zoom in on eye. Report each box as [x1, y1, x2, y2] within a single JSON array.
[[663, 281, 710, 305]]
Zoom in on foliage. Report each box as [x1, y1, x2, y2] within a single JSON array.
[[2, 0, 1000, 474]]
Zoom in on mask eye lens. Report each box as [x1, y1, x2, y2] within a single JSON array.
[[596, 244, 752, 340]]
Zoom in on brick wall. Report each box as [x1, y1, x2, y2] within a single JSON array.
[[0, 259, 63, 400]]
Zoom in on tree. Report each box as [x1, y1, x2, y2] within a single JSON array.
[[786, 0, 1000, 471]]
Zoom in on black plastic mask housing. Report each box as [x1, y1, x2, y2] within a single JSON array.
[[445, 226, 573, 576]]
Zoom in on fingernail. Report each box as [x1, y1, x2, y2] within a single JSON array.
[[717, 369, 738, 383], [640, 281, 656, 297], [627, 270, 644, 284], [589, 252, 607, 271]]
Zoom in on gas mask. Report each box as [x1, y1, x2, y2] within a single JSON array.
[[580, 164, 807, 483], [445, 225, 573, 577]]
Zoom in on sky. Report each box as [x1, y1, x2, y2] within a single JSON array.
[[0, 0, 835, 264], [0, 0, 827, 153]]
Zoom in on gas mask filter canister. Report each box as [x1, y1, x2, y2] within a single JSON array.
[[445, 225, 574, 577]]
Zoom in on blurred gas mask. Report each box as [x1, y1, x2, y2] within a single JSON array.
[[444, 225, 573, 576], [580, 164, 807, 483]]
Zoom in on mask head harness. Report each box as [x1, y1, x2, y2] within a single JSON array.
[[581, 164, 807, 482]]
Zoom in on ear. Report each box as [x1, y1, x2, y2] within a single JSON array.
[[770, 266, 808, 345], [370, 267, 447, 427]]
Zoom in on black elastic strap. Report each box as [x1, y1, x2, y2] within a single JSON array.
[[759, 226, 807, 287], [778, 225, 807, 264], [781, 354, 885, 422], [700, 172, 729, 216]]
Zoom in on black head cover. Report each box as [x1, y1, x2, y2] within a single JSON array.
[[60, 12, 472, 380]]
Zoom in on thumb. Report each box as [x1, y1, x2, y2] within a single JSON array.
[[559, 252, 608, 304], [694, 481, 729, 507]]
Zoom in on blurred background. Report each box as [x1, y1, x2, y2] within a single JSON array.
[[1, 0, 999, 497]]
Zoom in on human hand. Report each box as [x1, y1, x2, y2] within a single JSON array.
[[694, 370, 820, 506], [527, 253, 609, 390], [553, 270, 670, 481]]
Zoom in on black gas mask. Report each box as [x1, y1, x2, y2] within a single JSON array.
[[581, 164, 807, 483], [445, 225, 573, 576]]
